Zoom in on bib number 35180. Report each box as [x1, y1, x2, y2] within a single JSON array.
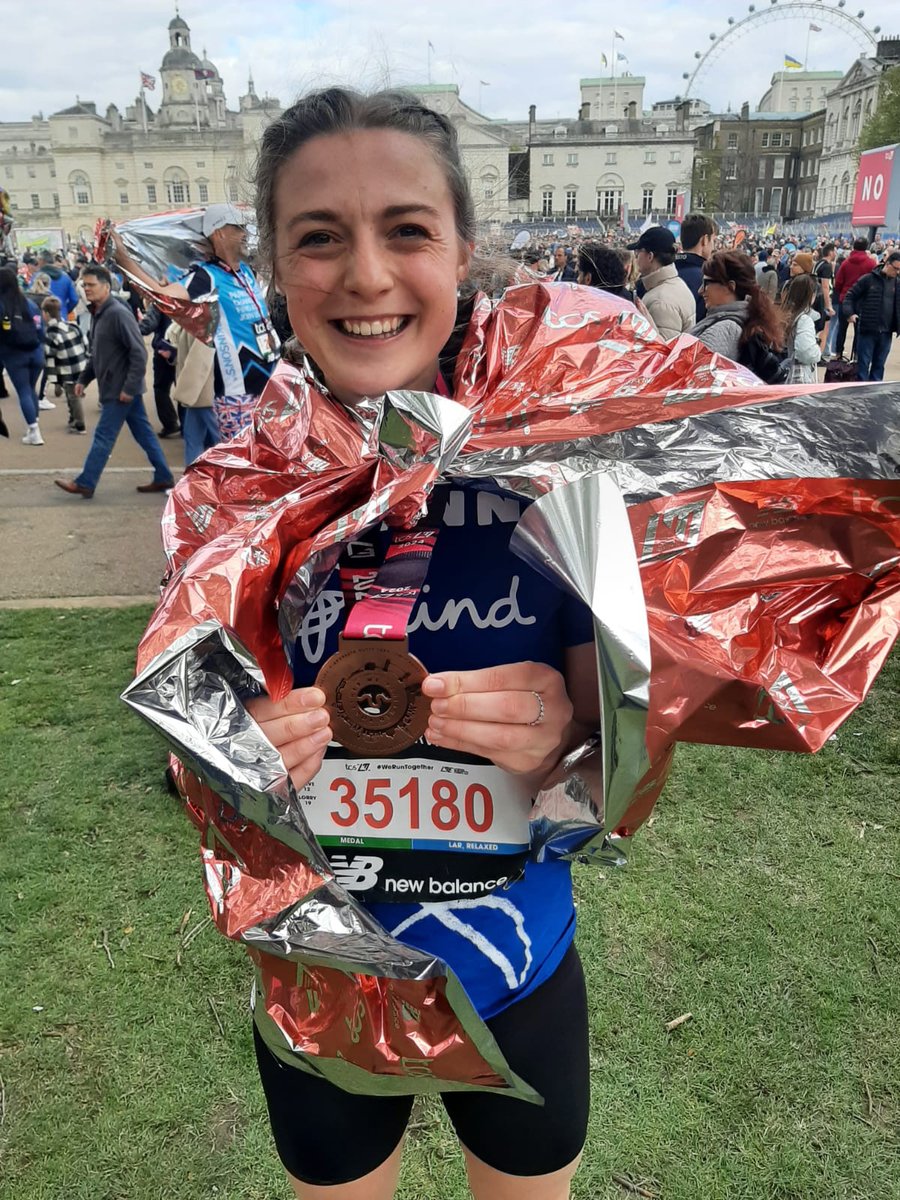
[[330, 775, 494, 834]]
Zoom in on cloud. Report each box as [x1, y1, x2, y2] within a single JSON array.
[[2, 0, 895, 125]]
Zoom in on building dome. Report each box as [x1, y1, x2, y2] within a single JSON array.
[[169, 13, 189, 31], [200, 48, 221, 79], [161, 45, 202, 70]]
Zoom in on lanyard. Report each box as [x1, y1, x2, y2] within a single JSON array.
[[210, 258, 270, 326], [338, 486, 449, 641]]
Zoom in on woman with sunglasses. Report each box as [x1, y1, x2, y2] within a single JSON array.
[[690, 250, 788, 383]]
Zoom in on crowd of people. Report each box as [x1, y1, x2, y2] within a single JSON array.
[[2, 210, 899, 462], [512, 218, 900, 384]]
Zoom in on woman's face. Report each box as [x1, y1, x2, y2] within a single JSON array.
[[272, 129, 470, 407], [700, 274, 734, 309]]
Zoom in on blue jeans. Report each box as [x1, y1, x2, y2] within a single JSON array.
[[76, 394, 174, 492], [0, 345, 44, 425], [824, 315, 839, 356], [183, 406, 220, 465], [855, 331, 894, 381]]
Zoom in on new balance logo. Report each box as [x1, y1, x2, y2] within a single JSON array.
[[330, 855, 384, 891]]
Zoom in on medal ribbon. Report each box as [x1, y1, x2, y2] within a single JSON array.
[[339, 486, 449, 641]]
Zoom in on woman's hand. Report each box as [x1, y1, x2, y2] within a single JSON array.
[[245, 686, 332, 790], [422, 662, 574, 777]]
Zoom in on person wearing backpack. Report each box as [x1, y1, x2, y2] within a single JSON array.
[[0, 263, 46, 444], [779, 274, 820, 384], [689, 250, 788, 383]]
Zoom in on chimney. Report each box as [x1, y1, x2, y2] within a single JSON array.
[[528, 103, 536, 141], [740, 100, 750, 121], [579, 101, 590, 121]]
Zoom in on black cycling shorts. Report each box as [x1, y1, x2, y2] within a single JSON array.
[[253, 943, 590, 1185]]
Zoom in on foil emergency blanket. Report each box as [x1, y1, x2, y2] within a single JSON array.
[[94, 208, 255, 344], [123, 282, 900, 1100]]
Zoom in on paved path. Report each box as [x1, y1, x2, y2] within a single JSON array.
[[1, 337, 898, 606]]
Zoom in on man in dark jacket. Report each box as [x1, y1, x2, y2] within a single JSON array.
[[674, 213, 716, 320], [550, 245, 577, 282], [53, 265, 174, 499], [843, 252, 900, 382], [139, 303, 180, 438]]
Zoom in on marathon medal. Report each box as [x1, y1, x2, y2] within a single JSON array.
[[315, 489, 448, 756]]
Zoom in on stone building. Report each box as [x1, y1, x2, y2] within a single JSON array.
[[505, 78, 695, 222], [757, 70, 843, 114], [692, 104, 824, 220], [1, 14, 280, 244], [816, 38, 900, 215]]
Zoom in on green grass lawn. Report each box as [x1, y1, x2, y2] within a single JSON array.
[[1, 606, 898, 1200]]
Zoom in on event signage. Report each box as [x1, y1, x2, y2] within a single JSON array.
[[852, 144, 900, 227]]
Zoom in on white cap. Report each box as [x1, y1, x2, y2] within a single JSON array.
[[201, 203, 248, 237]]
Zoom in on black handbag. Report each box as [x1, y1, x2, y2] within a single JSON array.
[[823, 355, 858, 384]]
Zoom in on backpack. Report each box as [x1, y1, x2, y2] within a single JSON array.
[[740, 333, 790, 384], [0, 304, 40, 351]]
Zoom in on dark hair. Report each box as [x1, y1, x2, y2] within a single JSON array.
[[81, 264, 112, 287], [0, 264, 30, 320], [779, 273, 817, 332], [853, 236, 869, 251], [254, 87, 475, 277], [821, 242, 835, 257], [703, 250, 784, 351], [41, 294, 61, 320], [681, 213, 717, 252], [577, 242, 627, 292], [649, 247, 676, 268]]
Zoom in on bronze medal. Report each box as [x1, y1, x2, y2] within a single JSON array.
[[315, 636, 430, 755]]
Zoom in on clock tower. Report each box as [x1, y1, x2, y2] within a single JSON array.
[[157, 13, 206, 128]]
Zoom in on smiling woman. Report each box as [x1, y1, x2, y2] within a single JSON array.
[[227, 88, 598, 1200]]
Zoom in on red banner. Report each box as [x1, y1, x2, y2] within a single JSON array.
[[852, 145, 899, 226]]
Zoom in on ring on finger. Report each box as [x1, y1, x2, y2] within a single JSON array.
[[528, 691, 545, 727]]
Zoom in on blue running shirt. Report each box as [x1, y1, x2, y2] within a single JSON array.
[[292, 483, 594, 1019]]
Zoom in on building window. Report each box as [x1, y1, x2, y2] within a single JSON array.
[[171, 181, 188, 204], [227, 183, 239, 202], [754, 187, 765, 215], [27, 165, 36, 178], [565, 189, 577, 217], [119, 192, 128, 206], [31, 193, 40, 209], [761, 133, 769, 148], [3, 166, 11, 180], [52, 192, 59, 208], [598, 188, 621, 216], [49, 167, 56, 178], [666, 188, 678, 212], [727, 133, 738, 149], [567, 153, 578, 166], [641, 187, 654, 215], [542, 153, 554, 166], [758, 160, 767, 179], [144, 161, 153, 169], [541, 190, 553, 217], [198, 182, 209, 203], [644, 150, 656, 164], [68, 126, 78, 139], [771, 132, 782, 148], [773, 156, 786, 179], [483, 184, 494, 199], [605, 151, 617, 165], [783, 133, 792, 146], [770, 187, 783, 214], [196, 160, 206, 168], [669, 150, 681, 164], [725, 161, 737, 180], [76, 189, 89, 205], [146, 183, 157, 204]]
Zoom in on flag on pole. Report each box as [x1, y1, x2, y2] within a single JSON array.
[[140, 72, 156, 90], [617, 52, 627, 62], [600, 52, 608, 67], [784, 55, 803, 69], [479, 80, 490, 86], [614, 29, 625, 39], [809, 22, 822, 31], [194, 68, 216, 81], [428, 40, 436, 52]]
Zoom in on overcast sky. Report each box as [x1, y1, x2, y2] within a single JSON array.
[[4, 0, 897, 126]]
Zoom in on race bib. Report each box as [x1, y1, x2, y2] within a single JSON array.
[[252, 318, 279, 362], [300, 754, 534, 901]]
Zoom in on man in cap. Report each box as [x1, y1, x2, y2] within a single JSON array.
[[111, 203, 279, 461], [627, 227, 696, 340], [843, 250, 900, 382]]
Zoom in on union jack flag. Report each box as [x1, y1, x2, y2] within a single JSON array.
[[140, 72, 156, 91]]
